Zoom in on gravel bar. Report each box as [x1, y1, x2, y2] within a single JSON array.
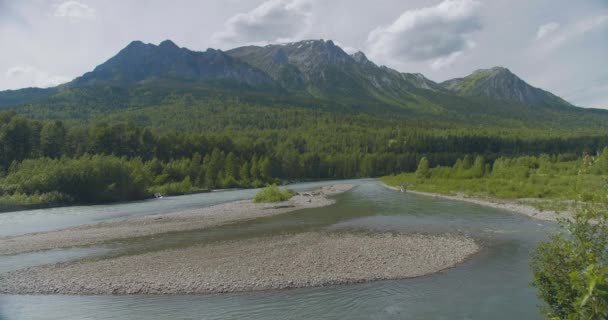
[[0, 232, 479, 295], [0, 184, 355, 256]]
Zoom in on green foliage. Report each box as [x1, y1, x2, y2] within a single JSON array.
[[380, 154, 606, 202], [383, 155, 608, 319], [148, 177, 196, 196], [1, 102, 608, 208], [40, 120, 66, 158], [0, 191, 71, 208], [252, 185, 295, 203], [0, 156, 150, 203], [570, 264, 608, 319], [531, 202, 608, 319], [416, 157, 430, 179]]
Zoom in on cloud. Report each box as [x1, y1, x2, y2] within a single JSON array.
[[212, 0, 313, 45], [430, 51, 463, 70], [563, 78, 608, 109], [366, 0, 481, 70], [536, 22, 559, 40], [5, 66, 71, 89], [0, 0, 28, 27], [53, 1, 95, 20], [333, 41, 358, 54], [539, 14, 608, 50]]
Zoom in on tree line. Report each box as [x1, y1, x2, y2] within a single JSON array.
[[2, 110, 608, 206]]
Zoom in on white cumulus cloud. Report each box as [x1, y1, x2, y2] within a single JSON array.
[[212, 0, 313, 46], [536, 22, 560, 40], [366, 0, 482, 70], [430, 51, 463, 70], [538, 15, 608, 50], [5, 66, 71, 89], [53, 1, 95, 20]]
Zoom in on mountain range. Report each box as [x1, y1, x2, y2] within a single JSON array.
[[0, 39, 605, 128]]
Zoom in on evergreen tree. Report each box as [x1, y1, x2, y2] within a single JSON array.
[[416, 157, 431, 179], [40, 121, 67, 158], [239, 162, 251, 186]]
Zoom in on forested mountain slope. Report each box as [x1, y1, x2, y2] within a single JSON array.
[[0, 39, 606, 130]]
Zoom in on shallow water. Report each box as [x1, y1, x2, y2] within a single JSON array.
[[0, 179, 552, 319]]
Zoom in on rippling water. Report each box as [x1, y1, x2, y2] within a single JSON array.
[[0, 179, 553, 319]]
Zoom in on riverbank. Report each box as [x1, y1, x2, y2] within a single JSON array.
[[0, 232, 479, 295], [382, 184, 571, 222], [0, 184, 355, 256]]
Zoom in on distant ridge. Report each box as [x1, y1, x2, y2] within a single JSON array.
[[0, 38, 601, 130], [69, 40, 277, 89], [440, 66, 573, 109]]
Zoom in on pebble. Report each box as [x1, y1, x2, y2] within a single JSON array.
[[0, 232, 478, 295]]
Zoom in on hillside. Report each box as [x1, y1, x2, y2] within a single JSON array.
[[441, 67, 573, 109], [70, 40, 278, 90], [0, 39, 606, 130]]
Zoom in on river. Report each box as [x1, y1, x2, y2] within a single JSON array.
[[0, 179, 552, 319]]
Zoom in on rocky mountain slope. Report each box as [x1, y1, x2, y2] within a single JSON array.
[[441, 67, 573, 109], [0, 39, 603, 129]]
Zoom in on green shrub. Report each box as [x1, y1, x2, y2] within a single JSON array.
[[0, 155, 151, 203], [531, 204, 608, 319], [0, 191, 72, 206], [380, 154, 608, 203], [253, 185, 295, 203], [148, 177, 195, 195]]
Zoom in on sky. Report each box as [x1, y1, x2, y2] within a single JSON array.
[[1, 0, 607, 108]]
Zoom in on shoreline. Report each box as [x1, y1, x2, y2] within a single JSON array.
[[0, 232, 479, 295], [0, 184, 355, 256], [382, 183, 570, 222]]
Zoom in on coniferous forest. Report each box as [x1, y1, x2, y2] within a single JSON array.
[[1, 100, 608, 208]]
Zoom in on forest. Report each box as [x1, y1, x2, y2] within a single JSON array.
[[2, 103, 608, 209]]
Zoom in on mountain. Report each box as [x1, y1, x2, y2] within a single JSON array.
[[0, 39, 605, 129], [70, 40, 277, 89], [226, 40, 442, 104], [441, 67, 573, 109], [0, 87, 57, 107]]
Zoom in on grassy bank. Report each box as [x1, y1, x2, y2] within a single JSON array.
[[380, 152, 608, 212]]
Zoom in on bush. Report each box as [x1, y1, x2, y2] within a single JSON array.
[[531, 203, 608, 319], [253, 185, 295, 203], [0, 191, 72, 206], [0, 155, 151, 203], [148, 177, 195, 196]]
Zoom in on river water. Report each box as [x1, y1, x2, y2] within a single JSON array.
[[0, 179, 552, 319]]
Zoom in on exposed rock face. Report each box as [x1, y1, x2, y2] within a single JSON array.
[[0, 38, 583, 116], [226, 39, 442, 100], [70, 40, 277, 88]]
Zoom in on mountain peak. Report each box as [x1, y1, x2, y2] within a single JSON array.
[[69, 39, 276, 88], [126, 40, 146, 47], [472, 66, 513, 77], [351, 51, 371, 64], [159, 39, 179, 49], [441, 66, 572, 108], [228, 39, 353, 71]]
